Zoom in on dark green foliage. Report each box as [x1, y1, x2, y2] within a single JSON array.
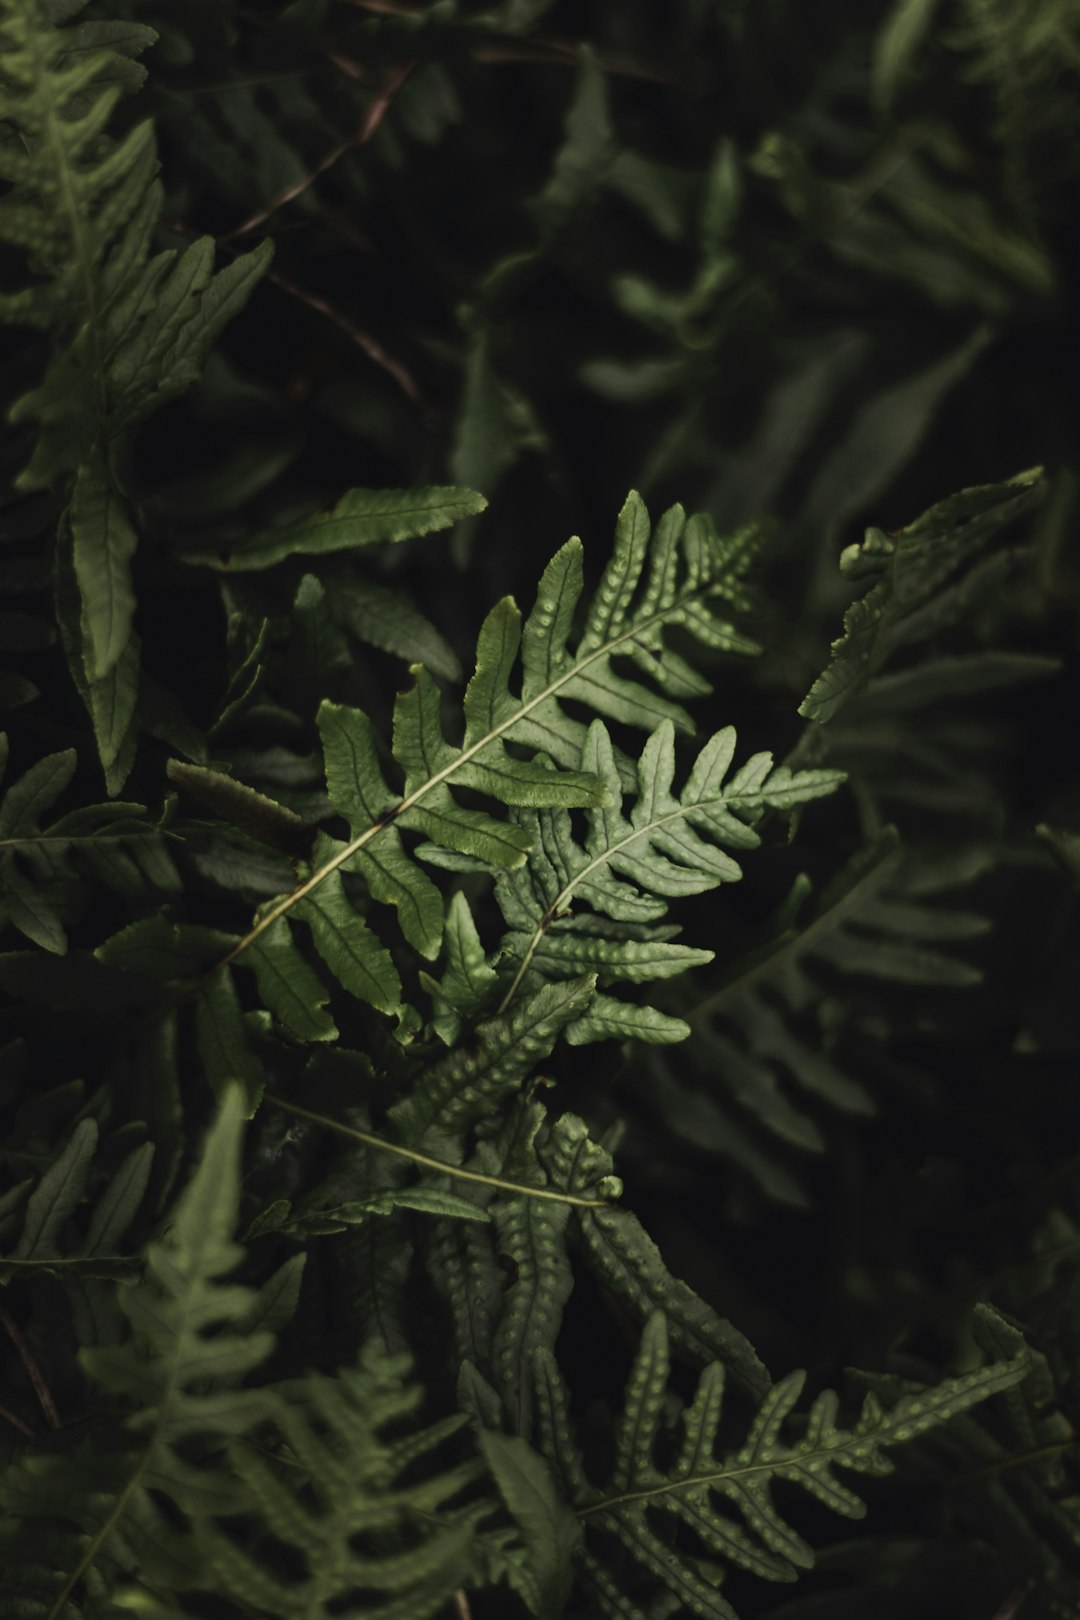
[[2, 1, 1080, 1617]]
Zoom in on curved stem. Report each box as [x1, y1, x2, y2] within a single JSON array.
[[265, 1096, 617, 1210]]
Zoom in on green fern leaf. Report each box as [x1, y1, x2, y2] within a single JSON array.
[[333, 575, 464, 682], [494, 718, 842, 1038], [800, 467, 1045, 724], [0, 1116, 151, 1283], [165, 760, 312, 861], [534, 1308, 1030, 1620], [183, 485, 488, 571], [646, 829, 992, 1207], [0, 1087, 278, 1611], [543, 1113, 768, 1398], [419, 890, 499, 1045], [487, 1109, 575, 1440], [201, 1345, 481, 1620], [476, 1429, 582, 1620], [153, 491, 761, 1057], [0, 0, 269, 782], [255, 1183, 492, 1239], [0, 739, 179, 952]]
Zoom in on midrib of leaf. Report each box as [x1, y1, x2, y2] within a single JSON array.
[[684, 841, 902, 1026], [577, 1431, 878, 1519], [29, 18, 111, 455], [496, 780, 774, 1014], [179, 579, 722, 997], [45, 1264, 211, 1620]]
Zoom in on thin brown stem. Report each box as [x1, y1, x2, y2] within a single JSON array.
[[161, 217, 429, 409], [222, 59, 415, 241], [991, 1591, 1027, 1620], [0, 1304, 60, 1430], [266, 266, 430, 407], [0, 1403, 35, 1438]]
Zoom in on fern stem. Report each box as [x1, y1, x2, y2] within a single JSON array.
[[944, 1434, 1079, 1489], [221, 59, 415, 241], [265, 1095, 617, 1208], [47, 1454, 146, 1620]]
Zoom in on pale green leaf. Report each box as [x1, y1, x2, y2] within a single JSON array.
[[479, 1431, 582, 1620], [293, 856, 403, 1018], [195, 967, 265, 1112], [245, 916, 338, 1042], [189, 485, 487, 571]]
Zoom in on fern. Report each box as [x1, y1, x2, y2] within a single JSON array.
[[93, 491, 770, 1099], [866, 1227, 1080, 1618], [492, 717, 842, 1042], [533, 1304, 1030, 1620], [0, 735, 178, 954], [798, 467, 1048, 727], [0, 1113, 151, 1285], [0, 1086, 282, 1614], [644, 828, 992, 1207], [200, 1345, 482, 1620], [0, 0, 270, 785]]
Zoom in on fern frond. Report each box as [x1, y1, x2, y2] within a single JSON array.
[[800, 467, 1046, 726], [755, 127, 1056, 315], [0, 0, 269, 782], [149, 492, 761, 1076], [0, 1113, 151, 1284], [0, 1087, 278, 1613], [542, 1112, 769, 1399], [533, 1305, 1030, 1620], [493, 718, 843, 1039], [877, 1251, 1080, 1618], [181, 485, 488, 571], [644, 828, 991, 1207], [201, 1344, 481, 1620], [0, 738, 178, 954]]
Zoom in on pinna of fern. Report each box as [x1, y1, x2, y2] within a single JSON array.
[[0, 0, 272, 788], [488, 717, 842, 1045], [532, 1302, 1030, 1620]]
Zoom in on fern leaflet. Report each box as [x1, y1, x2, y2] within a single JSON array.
[[493, 717, 842, 1040], [534, 1305, 1031, 1620], [201, 1346, 482, 1620], [0, 736, 178, 954]]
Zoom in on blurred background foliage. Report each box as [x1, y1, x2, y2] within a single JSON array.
[[5, 2, 1080, 1614]]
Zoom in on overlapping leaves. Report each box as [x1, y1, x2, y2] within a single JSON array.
[[533, 1304, 1030, 1620], [0, 1088, 281, 1613], [0, 734, 178, 954], [0, 0, 270, 785], [95, 492, 769, 1102], [645, 828, 993, 1208]]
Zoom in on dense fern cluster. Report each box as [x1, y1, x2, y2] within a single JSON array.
[[2, 1, 1080, 1616]]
